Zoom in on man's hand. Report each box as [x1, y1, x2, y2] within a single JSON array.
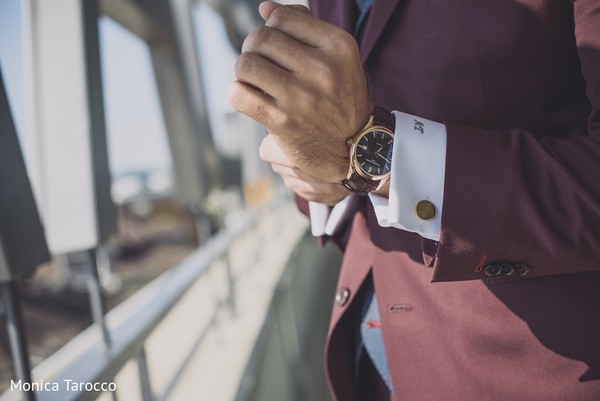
[[229, 1, 373, 184], [260, 134, 348, 205]]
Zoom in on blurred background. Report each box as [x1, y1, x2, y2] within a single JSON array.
[[0, 0, 342, 400]]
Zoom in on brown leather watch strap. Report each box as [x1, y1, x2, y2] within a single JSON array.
[[341, 173, 379, 196], [373, 106, 395, 131]]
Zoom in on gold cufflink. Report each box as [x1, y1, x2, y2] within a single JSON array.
[[416, 200, 436, 220]]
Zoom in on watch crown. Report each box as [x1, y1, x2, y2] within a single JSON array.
[[346, 138, 354, 147]]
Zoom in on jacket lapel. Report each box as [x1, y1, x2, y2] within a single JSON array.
[[310, 0, 355, 34], [360, 0, 402, 63]]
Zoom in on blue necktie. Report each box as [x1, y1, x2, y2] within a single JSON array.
[[354, 0, 373, 42]]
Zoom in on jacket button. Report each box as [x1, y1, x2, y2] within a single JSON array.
[[515, 264, 530, 276], [416, 200, 436, 220], [501, 263, 516, 276], [335, 288, 350, 306], [483, 264, 503, 277]]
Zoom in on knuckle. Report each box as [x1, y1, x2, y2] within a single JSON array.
[[269, 7, 290, 25], [227, 82, 244, 110], [258, 138, 270, 161], [273, 107, 294, 130], [332, 30, 358, 54], [270, 164, 282, 174], [283, 177, 297, 191], [311, 58, 336, 86], [234, 53, 251, 78], [233, 53, 248, 78], [272, 105, 292, 127], [245, 26, 272, 50], [323, 70, 339, 92]]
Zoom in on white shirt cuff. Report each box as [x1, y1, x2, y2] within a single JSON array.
[[310, 111, 446, 241], [309, 201, 330, 236], [308, 196, 358, 237], [369, 111, 447, 241]]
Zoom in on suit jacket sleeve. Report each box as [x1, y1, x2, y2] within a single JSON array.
[[430, 0, 600, 282]]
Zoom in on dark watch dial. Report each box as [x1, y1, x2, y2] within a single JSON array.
[[355, 129, 394, 177]]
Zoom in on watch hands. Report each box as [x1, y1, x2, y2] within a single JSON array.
[[377, 153, 391, 163]]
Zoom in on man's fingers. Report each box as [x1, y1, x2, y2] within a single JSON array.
[[242, 26, 314, 74], [262, 3, 336, 48], [234, 52, 292, 100], [258, 2, 310, 21], [259, 134, 295, 167], [229, 81, 277, 128]]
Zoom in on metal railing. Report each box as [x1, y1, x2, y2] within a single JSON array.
[[0, 199, 287, 401]]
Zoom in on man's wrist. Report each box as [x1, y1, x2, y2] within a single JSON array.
[[335, 107, 374, 182]]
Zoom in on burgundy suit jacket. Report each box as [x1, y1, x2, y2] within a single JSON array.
[[302, 0, 600, 400]]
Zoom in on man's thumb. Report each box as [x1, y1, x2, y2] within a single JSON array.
[[258, 1, 310, 21]]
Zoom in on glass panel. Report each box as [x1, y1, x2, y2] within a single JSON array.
[[0, 0, 24, 140], [98, 16, 173, 203], [193, 3, 273, 204]]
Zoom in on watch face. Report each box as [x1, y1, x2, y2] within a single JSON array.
[[355, 128, 394, 177]]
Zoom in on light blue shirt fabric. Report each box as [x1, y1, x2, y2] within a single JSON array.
[[360, 287, 395, 393]]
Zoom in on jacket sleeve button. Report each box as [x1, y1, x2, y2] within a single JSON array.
[[335, 287, 351, 306], [483, 264, 504, 277], [501, 264, 516, 276], [514, 264, 530, 276]]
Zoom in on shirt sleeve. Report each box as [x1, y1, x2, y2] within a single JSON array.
[[369, 111, 447, 241]]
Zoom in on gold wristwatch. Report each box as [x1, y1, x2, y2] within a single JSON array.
[[341, 106, 395, 195]]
